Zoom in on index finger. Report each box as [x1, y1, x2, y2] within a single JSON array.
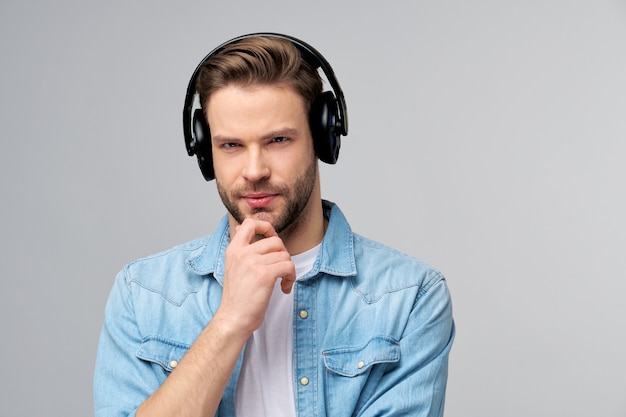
[[233, 218, 278, 245]]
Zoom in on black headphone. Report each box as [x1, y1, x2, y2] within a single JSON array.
[[182, 32, 348, 181]]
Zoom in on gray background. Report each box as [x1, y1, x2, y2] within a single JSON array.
[[1, 0, 625, 416]]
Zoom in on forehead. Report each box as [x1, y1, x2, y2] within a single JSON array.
[[206, 83, 309, 136]]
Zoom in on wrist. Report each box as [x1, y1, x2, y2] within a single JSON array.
[[209, 309, 253, 346]]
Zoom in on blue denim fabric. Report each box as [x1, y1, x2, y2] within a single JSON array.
[[94, 201, 454, 417]]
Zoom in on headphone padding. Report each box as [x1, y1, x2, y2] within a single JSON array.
[[192, 108, 215, 181], [310, 91, 341, 164]]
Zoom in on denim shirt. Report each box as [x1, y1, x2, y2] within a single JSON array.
[[94, 201, 455, 417]]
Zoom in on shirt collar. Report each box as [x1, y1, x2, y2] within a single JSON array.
[[185, 200, 357, 283]]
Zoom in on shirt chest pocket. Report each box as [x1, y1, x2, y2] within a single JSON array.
[[323, 335, 400, 376], [322, 336, 400, 413], [136, 336, 191, 375]]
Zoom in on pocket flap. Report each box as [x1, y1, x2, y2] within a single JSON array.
[[323, 336, 400, 377], [136, 336, 190, 372]]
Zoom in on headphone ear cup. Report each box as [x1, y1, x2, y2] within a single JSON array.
[[192, 109, 215, 181], [309, 91, 341, 164]]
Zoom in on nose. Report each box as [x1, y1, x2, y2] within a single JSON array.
[[242, 147, 270, 182]]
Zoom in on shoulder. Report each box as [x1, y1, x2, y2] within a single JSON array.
[[322, 201, 445, 293], [121, 215, 230, 285], [350, 233, 446, 300], [112, 235, 212, 307], [124, 236, 208, 279]]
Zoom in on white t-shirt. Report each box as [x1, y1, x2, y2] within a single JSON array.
[[235, 244, 320, 417]]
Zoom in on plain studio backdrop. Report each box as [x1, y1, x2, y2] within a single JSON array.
[[1, 0, 625, 416]]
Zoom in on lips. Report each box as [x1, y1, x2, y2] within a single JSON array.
[[242, 193, 277, 209]]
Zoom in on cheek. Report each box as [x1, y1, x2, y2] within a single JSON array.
[[274, 152, 314, 179], [213, 166, 236, 190], [212, 153, 239, 182]]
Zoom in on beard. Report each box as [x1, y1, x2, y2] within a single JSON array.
[[216, 157, 318, 235]]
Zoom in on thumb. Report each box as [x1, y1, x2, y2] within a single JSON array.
[[280, 272, 296, 294]]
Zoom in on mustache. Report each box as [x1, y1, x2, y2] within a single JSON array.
[[231, 181, 289, 196]]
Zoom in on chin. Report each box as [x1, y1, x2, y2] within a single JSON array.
[[249, 211, 274, 223]]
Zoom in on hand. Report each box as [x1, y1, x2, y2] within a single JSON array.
[[216, 218, 296, 337]]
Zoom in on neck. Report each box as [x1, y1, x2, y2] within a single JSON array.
[[279, 196, 326, 255]]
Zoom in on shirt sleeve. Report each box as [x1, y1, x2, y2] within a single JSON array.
[[357, 274, 455, 417], [93, 268, 161, 417]]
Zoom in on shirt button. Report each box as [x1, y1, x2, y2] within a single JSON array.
[[299, 310, 309, 319], [169, 360, 178, 369], [300, 376, 309, 386], [357, 361, 365, 369]]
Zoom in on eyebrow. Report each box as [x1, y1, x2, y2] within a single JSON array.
[[261, 127, 300, 140], [212, 127, 301, 143]]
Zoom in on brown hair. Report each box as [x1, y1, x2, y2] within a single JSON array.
[[195, 36, 323, 113]]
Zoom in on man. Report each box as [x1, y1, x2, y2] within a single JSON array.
[[94, 33, 454, 417]]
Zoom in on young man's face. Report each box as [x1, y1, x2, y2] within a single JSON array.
[[207, 82, 319, 235]]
